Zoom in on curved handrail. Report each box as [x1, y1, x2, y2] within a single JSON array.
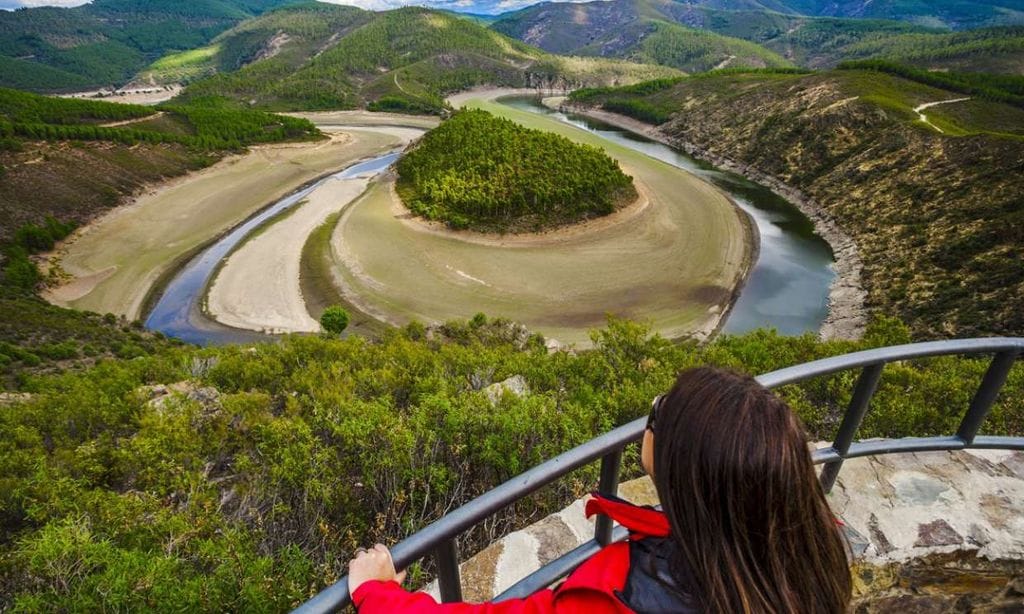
[[294, 338, 1023, 613]]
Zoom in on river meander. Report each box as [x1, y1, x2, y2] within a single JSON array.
[[145, 98, 835, 344]]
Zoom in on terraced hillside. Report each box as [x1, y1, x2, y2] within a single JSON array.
[[0, 0, 297, 92], [569, 69, 1024, 338], [178, 6, 680, 113]]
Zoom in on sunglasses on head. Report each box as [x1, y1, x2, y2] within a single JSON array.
[[647, 394, 666, 432]]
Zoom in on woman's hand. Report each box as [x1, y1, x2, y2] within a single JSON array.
[[348, 544, 407, 595]]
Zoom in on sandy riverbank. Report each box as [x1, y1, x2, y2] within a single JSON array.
[[286, 111, 440, 131], [44, 128, 402, 320], [203, 125, 427, 333], [560, 103, 867, 341], [206, 177, 372, 333]]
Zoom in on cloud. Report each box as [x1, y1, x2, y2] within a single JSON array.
[[0, 0, 603, 15], [0, 0, 90, 8]]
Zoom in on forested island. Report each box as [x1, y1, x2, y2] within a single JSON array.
[[396, 109, 637, 232]]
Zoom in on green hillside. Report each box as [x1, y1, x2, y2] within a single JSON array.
[[838, 26, 1024, 73], [139, 2, 372, 86], [694, 12, 1024, 72], [740, 0, 1024, 30], [683, 10, 940, 67], [178, 6, 680, 113], [0, 89, 318, 266], [492, 0, 792, 72], [493, 0, 1024, 73], [599, 20, 794, 72], [0, 0, 298, 92], [570, 68, 1024, 339]]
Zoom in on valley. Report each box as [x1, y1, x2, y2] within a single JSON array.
[[2, 1, 1024, 611], [112, 93, 757, 346]]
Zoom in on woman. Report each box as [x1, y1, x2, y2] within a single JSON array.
[[348, 367, 852, 613]]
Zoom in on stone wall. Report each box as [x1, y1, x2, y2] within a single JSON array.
[[423, 449, 1024, 611]]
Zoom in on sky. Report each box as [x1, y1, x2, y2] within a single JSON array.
[[0, 0, 583, 12]]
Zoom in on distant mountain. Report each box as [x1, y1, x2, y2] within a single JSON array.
[[492, 0, 793, 71], [0, 0, 299, 92], [664, 9, 1024, 72], [493, 0, 1024, 72], [175, 5, 681, 112], [358, 0, 1024, 28]]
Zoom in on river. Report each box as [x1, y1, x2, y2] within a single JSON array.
[[146, 100, 835, 344], [144, 153, 399, 345]]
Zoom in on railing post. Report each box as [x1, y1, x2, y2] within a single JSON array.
[[956, 351, 1018, 445], [594, 450, 623, 546], [819, 363, 885, 493], [434, 539, 462, 603]]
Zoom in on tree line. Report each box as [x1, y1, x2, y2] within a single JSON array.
[[396, 109, 636, 232], [0, 88, 321, 151]]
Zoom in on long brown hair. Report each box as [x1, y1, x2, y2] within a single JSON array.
[[651, 367, 851, 613]]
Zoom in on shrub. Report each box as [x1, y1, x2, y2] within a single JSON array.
[[319, 306, 350, 335]]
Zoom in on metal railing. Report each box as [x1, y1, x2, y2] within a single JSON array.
[[294, 338, 1024, 613]]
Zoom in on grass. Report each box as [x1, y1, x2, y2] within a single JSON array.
[[142, 44, 221, 84]]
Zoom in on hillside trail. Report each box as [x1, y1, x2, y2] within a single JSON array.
[[394, 73, 411, 96], [712, 55, 736, 70], [99, 111, 166, 128], [913, 97, 971, 133]]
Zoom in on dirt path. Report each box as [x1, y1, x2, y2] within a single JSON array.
[[100, 111, 166, 128], [913, 97, 971, 133], [44, 126, 401, 320], [712, 55, 736, 70]]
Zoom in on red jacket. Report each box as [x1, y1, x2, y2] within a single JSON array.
[[352, 495, 678, 614]]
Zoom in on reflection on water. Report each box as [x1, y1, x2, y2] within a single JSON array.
[[499, 96, 835, 336], [144, 152, 401, 345]]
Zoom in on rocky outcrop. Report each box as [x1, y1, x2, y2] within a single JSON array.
[[423, 449, 1024, 610]]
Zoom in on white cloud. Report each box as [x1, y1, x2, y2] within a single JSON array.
[[0, 0, 91, 7], [0, 0, 602, 15]]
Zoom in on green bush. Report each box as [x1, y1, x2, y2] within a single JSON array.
[[2, 249, 39, 290], [319, 306, 350, 335], [0, 314, 1020, 610]]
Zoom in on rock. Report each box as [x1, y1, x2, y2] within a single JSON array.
[[0, 392, 34, 406], [139, 381, 221, 414], [914, 519, 963, 548], [483, 375, 529, 405]]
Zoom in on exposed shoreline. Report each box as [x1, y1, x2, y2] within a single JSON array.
[[560, 103, 867, 341], [446, 88, 758, 344], [388, 170, 652, 248]]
